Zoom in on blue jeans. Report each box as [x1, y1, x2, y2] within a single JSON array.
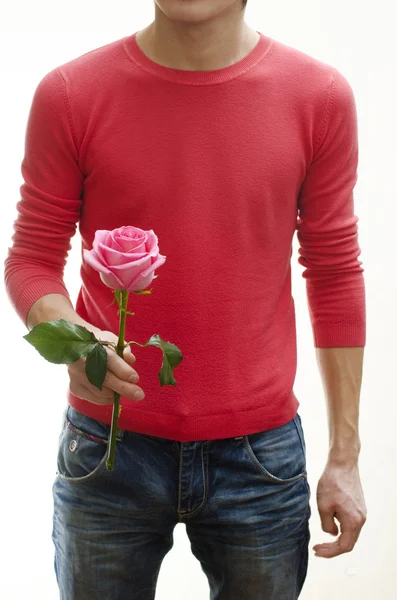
[[52, 405, 311, 599]]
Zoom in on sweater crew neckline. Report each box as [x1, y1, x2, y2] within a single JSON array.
[[122, 30, 273, 85]]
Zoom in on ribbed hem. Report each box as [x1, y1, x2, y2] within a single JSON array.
[[67, 389, 300, 442], [313, 322, 366, 348], [122, 30, 274, 86]]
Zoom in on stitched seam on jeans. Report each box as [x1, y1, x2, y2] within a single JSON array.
[[243, 435, 305, 483], [66, 415, 124, 443], [181, 443, 210, 520], [56, 452, 108, 484], [66, 419, 108, 445], [293, 416, 307, 459], [177, 443, 184, 514]]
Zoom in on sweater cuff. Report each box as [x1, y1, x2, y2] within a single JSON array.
[[7, 277, 71, 329], [313, 321, 366, 348]]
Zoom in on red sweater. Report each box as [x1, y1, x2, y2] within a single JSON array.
[[4, 31, 366, 441]]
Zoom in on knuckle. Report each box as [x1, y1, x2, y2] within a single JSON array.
[[127, 370, 139, 383], [118, 380, 136, 397], [353, 515, 365, 528], [99, 330, 118, 343], [104, 374, 117, 391]]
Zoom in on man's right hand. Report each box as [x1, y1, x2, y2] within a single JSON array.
[[67, 329, 145, 405]]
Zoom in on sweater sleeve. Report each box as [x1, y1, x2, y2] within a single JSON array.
[[3, 68, 83, 328], [296, 69, 366, 348]]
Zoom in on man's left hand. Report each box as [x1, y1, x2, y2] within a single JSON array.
[[313, 460, 367, 558]]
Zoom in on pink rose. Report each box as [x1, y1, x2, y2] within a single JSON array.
[[83, 226, 166, 292]]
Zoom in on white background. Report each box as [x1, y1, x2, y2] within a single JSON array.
[[1, 1, 396, 598]]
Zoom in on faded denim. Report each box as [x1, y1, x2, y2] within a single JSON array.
[[52, 405, 311, 599]]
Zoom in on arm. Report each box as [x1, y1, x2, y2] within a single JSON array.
[[26, 291, 142, 404], [26, 293, 100, 335], [314, 346, 367, 558], [316, 346, 363, 466], [297, 68, 367, 558], [6, 70, 104, 339], [6, 69, 141, 407], [4, 68, 82, 329]]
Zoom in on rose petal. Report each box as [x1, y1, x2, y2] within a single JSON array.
[[99, 271, 125, 290], [101, 243, 162, 271], [85, 227, 165, 292], [124, 253, 166, 291], [112, 226, 147, 252], [104, 258, 152, 290], [92, 230, 112, 253], [126, 271, 155, 292], [83, 248, 125, 289], [145, 230, 159, 252], [96, 242, 147, 267]]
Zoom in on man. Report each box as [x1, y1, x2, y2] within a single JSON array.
[[4, 1, 367, 598]]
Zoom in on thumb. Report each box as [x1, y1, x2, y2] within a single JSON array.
[[320, 512, 339, 536], [123, 344, 136, 364]]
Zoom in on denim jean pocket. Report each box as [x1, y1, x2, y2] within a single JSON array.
[[243, 415, 308, 484], [56, 405, 123, 483]]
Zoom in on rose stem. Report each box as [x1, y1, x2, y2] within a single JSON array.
[[106, 288, 129, 471]]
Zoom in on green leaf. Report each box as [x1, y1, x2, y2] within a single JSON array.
[[85, 343, 108, 391], [23, 319, 98, 364], [144, 334, 183, 386]]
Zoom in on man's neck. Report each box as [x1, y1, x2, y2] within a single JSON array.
[[136, 11, 259, 72]]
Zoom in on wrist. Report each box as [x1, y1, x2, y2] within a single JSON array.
[[26, 293, 101, 338], [328, 441, 361, 467]]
